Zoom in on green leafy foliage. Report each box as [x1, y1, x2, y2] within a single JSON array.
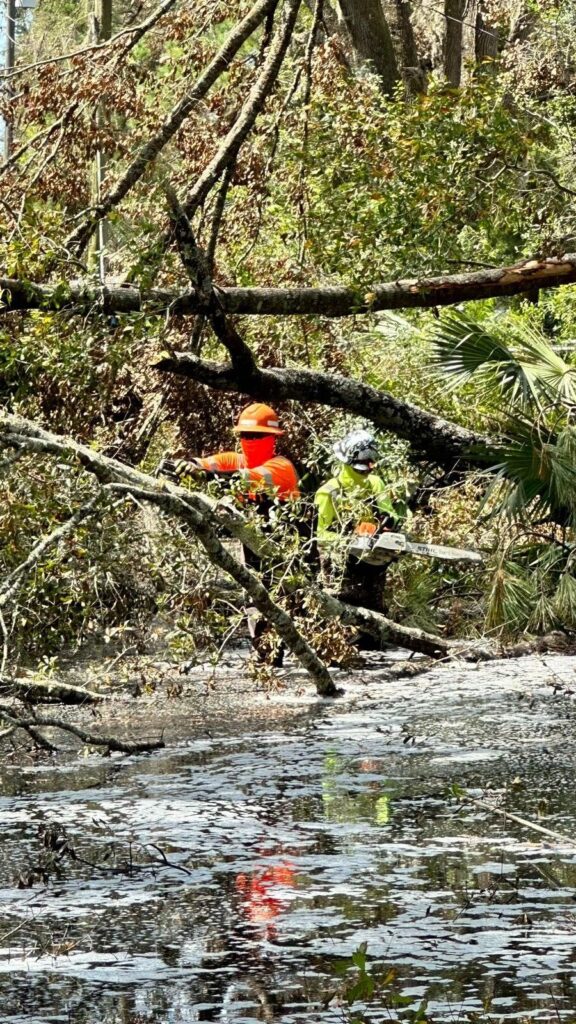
[[1, 0, 576, 665]]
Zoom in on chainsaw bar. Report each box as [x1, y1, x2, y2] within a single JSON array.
[[349, 532, 482, 565]]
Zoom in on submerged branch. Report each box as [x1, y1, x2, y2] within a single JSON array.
[[0, 701, 163, 753], [459, 793, 576, 846]]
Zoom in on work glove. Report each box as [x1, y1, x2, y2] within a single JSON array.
[[157, 457, 205, 481], [354, 521, 377, 537], [172, 457, 205, 479]]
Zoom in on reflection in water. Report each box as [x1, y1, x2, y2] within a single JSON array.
[[0, 656, 576, 1021], [322, 751, 392, 826], [235, 857, 297, 939]]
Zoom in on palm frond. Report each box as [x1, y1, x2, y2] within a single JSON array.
[[485, 562, 535, 632], [433, 312, 516, 381], [514, 322, 576, 405], [432, 311, 576, 411], [485, 421, 576, 524], [550, 426, 576, 517], [554, 572, 576, 628], [528, 593, 558, 634]]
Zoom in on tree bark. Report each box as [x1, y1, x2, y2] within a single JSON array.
[[6, 677, 105, 704], [338, 0, 399, 95], [475, 4, 498, 67], [392, 0, 426, 96], [443, 0, 466, 85], [313, 589, 450, 656], [3, 254, 576, 318]]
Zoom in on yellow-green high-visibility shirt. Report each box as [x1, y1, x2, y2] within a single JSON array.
[[314, 464, 396, 540]]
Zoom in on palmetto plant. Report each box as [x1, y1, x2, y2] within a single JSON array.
[[432, 311, 576, 526], [432, 311, 576, 634]]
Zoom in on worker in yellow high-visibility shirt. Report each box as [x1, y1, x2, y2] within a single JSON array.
[[314, 430, 404, 615]]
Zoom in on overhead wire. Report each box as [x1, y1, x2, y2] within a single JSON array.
[[416, 1, 571, 47]]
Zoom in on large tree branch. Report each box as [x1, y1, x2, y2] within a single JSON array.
[[66, 0, 279, 256], [178, 0, 302, 222], [157, 188, 499, 468], [4, 253, 576, 317], [154, 351, 501, 465], [165, 180, 258, 376], [312, 588, 450, 657], [108, 482, 336, 694], [0, 414, 336, 696]]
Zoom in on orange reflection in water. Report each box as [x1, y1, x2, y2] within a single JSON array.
[[235, 861, 296, 939]]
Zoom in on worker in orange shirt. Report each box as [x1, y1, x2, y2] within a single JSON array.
[[172, 402, 300, 502], [167, 403, 299, 663]]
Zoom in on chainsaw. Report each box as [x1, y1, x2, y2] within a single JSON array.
[[349, 530, 482, 565]]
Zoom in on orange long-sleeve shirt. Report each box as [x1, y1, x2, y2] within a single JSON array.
[[196, 436, 299, 500]]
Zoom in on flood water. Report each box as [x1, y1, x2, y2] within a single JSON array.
[[2, 653, 576, 1023]]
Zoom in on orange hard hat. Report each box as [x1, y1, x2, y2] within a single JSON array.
[[233, 403, 284, 435]]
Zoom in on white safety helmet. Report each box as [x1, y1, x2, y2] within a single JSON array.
[[333, 430, 379, 471]]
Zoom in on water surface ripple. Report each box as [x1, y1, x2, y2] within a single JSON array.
[[1, 654, 576, 1023]]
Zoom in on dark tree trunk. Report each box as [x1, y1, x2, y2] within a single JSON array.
[[338, 0, 399, 94], [154, 352, 503, 467], [393, 0, 427, 95], [475, 4, 499, 67], [443, 0, 466, 85]]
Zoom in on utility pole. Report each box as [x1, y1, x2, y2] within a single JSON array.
[[3, 0, 16, 160]]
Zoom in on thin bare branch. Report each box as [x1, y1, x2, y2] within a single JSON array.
[[1, 0, 179, 82], [0, 99, 80, 179], [67, 0, 279, 256], [165, 185, 258, 375], [179, 0, 302, 221], [0, 493, 104, 608]]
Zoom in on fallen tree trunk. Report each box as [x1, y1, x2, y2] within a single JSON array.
[[154, 354, 501, 465], [0, 412, 337, 697], [2, 253, 576, 317], [3, 677, 105, 704], [312, 589, 451, 657]]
